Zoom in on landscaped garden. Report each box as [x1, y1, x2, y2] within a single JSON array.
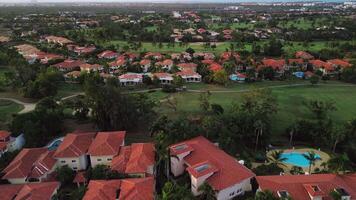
[[0, 99, 23, 129]]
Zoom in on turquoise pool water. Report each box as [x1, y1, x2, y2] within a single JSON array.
[[281, 152, 321, 167], [47, 138, 63, 151]]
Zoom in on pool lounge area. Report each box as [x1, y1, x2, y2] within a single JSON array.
[[280, 152, 321, 167], [47, 137, 64, 151], [267, 148, 330, 173]]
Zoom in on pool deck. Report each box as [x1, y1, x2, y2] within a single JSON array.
[[267, 148, 330, 174]]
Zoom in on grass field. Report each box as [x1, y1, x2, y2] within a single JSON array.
[[152, 81, 356, 143], [0, 99, 23, 129], [97, 39, 351, 54]]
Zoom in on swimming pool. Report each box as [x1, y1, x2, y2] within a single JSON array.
[[47, 137, 64, 151], [281, 152, 321, 167]]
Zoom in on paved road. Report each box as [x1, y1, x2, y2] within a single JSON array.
[[1, 83, 355, 114]]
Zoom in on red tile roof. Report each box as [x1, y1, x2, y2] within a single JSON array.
[[295, 51, 314, 60], [73, 171, 87, 184], [220, 52, 240, 61], [288, 58, 304, 65], [111, 143, 155, 175], [177, 63, 197, 71], [202, 59, 215, 65], [97, 50, 118, 59], [256, 174, 356, 200], [261, 59, 286, 70], [83, 177, 154, 200], [153, 72, 173, 79], [0, 182, 60, 200], [176, 70, 201, 77], [209, 63, 223, 72], [2, 148, 55, 180], [88, 131, 125, 156], [53, 59, 84, 69], [309, 60, 334, 71], [140, 59, 151, 66], [0, 130, 10, 140], [327, 59, 352, 68], [54, 132, 95, 158], [169, 136, 255, 191]]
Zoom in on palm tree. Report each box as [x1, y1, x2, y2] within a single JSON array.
[[327, 153, 352, 174], [268, 150, 287, 167], [255, 190, 279, 200], [254, 120, 265, 152], [198, 183, 215, 200], [303, 151, 319, 174]]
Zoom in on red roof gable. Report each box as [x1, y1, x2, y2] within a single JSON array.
[[53, 59, 84, 69], [209, 63, 223, 72], [262, 59, 286, 70], [0, 182, 60, 200], [256, 174, 356, 200], [54, 132, 95, 158], [169, 136, 255, 191], [111, 143, 155, 175], [2, 148, 55, 180], [88, 131, 125, 156], [309, 60, 334, 71], [97, 50, 118, 59], [83, 177, 154, 200], [295, 51, 314, 60], [140, 59, 151, 66], [0, 130, 10, 140], [327, 59, 352, 68]]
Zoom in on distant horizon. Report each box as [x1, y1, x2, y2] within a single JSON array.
[[0, 0, 353, 3]]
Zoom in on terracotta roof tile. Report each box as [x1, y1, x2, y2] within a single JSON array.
[[257, 174, 356, 200], [169, 136, 255, 191], [0, 182, 60, 200], [54, 132, 95, 158], [83, 177, 154, 200], [88, 131, 125, 156]]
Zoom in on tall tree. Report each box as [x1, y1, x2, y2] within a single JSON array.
[[303, 151, 319, 174]]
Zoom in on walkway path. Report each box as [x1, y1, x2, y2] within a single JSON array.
[[1, 83, 355, 114]]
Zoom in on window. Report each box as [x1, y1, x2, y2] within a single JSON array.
[[229, 192, 235, 196], [97, 158, 102, 161], [72, 160, 76, 163], [107, 158, 112, 161], [73, 167, 77, 170], [61, 160, 66, 163]]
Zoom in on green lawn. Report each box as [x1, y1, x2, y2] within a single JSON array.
[[56, 83, 83, 99], [98, 39, 349, 54], [152, 82, 356, 143], [0, 99, 23, 129]]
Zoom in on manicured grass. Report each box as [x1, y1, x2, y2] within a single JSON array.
[[277, 17, 328, 30], [154, 82, 356, 143], [0, 99, 23, 129], [56, 83, 83, 99], [98, 39, 350, 54]]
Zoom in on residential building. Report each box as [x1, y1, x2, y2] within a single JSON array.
[[152, 73, 173, 84], [45, 35, 73, 46], [0, 182, 60, 200], [54, 132, 95, 171], [0, 131, 25, 157], [111, 143, 155, 177], [177, 63, 197, 72], [256, 173, 356, 200], [140, 59, 151, 72], [327, 59, 352, 70], [87, 131, 126, 167], [2, 148, 56, 184], [169, 136, 255, 200], [156, 59, 174, 70], [52, 59, 85, 72], [309, 59, 334, 74], [80, 63, 104, 73], [295, 51, 314, 60], [82, 177, 154, 200], [97, 50, 119, 59], [119, 73, 143, 86], [176, 70, 202, 82]]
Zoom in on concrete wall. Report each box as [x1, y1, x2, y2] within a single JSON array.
[[90, 155, 113, 167], [170, 151, 191, 177], [190, 172, 214, 196], [56, 155, 88, 171], [216, 177, 252, 200], [7, 178, 27, 184]]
